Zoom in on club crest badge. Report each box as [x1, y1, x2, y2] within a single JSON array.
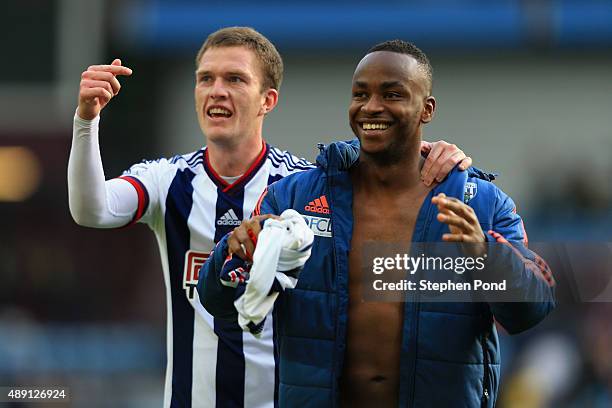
[[463, 182, 477, 203]]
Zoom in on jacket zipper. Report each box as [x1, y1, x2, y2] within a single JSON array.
[[327, 173, 343, 408], [404, 194, 433, 407], [480, 330, 490, 407]]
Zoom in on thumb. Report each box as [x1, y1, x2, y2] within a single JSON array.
[[111, 58, 122, 66], [420, 140, 433, 154]]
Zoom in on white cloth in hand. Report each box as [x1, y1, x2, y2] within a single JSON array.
[[235, 209, 314, 336]]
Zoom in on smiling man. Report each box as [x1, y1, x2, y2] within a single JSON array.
[[199, 39, 555, 407], [68, 28, 473, 407]]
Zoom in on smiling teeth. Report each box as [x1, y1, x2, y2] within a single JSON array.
[[209, 107, 231, 116], [362, 123, 389, 130]]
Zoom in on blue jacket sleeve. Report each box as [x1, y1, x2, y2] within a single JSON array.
[[197, 186, 281, 320], [486, 188, 555, 334], [197, 234, 237, 320]]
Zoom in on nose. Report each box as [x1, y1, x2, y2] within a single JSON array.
[[361, 95, 384, 115], [209, 78, 229, 99]]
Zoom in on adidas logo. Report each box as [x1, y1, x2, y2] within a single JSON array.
[[217, 208, 242, 226], [304, 195, 330, 214]]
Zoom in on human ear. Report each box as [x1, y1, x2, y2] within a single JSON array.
[[260, 88, 279, 115], [421, 96, 436, 124]]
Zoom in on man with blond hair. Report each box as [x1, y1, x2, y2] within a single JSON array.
[[68, 27, 472, 407]]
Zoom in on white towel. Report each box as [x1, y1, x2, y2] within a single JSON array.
[[234, 209, 314, 336]]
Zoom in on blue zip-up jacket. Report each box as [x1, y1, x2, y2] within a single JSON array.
[[198, 140, 555, 407]]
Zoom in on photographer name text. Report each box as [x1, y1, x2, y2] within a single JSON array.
[[373, 279, 507, 292]]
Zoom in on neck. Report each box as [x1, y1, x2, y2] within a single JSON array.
[[353, 135, 424, 193], [206, 134, 264, 177]]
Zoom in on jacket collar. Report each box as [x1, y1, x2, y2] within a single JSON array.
[[315, 139, 488, 198], [315, 139, 360, 176]]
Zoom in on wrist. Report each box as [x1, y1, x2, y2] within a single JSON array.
[[74, 107, 100, 127], [76, 106, 99, 122]]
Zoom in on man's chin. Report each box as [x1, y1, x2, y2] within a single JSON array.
[[359, 142, 405, 166], [204, 130, 234, 145], [203, 123, 232, 137], [359, 139, 388, 155]]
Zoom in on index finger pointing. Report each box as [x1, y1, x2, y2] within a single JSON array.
[[87, 64, 133, 76]]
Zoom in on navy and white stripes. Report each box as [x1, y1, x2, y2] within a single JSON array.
[[121, 144, 314, 407]]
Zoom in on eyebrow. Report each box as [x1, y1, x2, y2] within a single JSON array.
[[227, 70, 250, 78], [195, 68, 250, 77], [380, 81, 404, 89], [352, 80, 406, 90]]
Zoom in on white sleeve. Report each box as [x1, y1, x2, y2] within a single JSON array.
[[68, 112, 139, 228]]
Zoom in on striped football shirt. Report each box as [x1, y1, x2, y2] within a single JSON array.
[[119, 142, 314, 407]]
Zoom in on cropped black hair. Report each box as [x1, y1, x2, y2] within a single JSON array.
[[367, 39, 433, 93]]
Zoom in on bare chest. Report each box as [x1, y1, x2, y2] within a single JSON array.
[[340, 188, 430, 405], [351, 189, 428, 245]]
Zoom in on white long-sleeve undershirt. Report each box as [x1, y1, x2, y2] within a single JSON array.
[[68, 113, 138, 228]]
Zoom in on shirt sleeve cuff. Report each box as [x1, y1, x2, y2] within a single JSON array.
[[74, 108, 100, 127]]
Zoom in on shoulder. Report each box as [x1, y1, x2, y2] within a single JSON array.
[[464, 177, 499, 204], [468, 177, 516, 212], [268, 166, 322, 191], [264, 166, 325, 209], [465, 176, 521, 233], [123, 148, 205, 177], [267, 145, 314, 175], [168, 148, 205, 171]]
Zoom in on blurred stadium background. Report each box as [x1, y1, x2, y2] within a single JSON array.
[[0, 0, 611, 406]]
